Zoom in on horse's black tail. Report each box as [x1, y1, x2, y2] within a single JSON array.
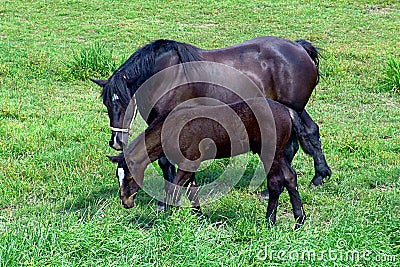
[[296, 39, 320, 68]]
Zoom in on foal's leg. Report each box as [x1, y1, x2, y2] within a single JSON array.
[[261, 132, 299, 200], [157, 157, 176, 210], [299, 110, 331, 186], [282, 160, 306, 229], [264, 161, 285, 226], [158, 157, 176, 183]]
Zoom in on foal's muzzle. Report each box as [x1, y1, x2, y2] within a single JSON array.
[[120, 193, 137, 209]]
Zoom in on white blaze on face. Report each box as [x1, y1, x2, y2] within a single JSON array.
[[117, 168, 125, 187], [112, 94, 119, 102]]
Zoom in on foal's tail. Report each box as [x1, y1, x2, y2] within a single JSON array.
[[296, 39, 320, 84], [287, 109, 315, 156]]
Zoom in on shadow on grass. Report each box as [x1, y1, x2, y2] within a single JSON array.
[[60, 185, 117, 212], [57, 155, 266, 230]]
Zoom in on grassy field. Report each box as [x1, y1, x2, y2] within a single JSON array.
[[0, 0, 399, 266]]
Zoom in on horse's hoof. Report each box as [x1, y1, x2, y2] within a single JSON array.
[[259, 189, 269, 201], [316, 165, 332, 179], [311, 175, 324, 186], [195, 210, 204, 217], [266, 219, 276, 229]]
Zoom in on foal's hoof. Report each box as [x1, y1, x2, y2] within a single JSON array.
[[193, 209, 204, 217], [157, 201, 165, 211], [294, 222, 304, 230], [259, 189, 269, 201], [294, 217, 306, 230]]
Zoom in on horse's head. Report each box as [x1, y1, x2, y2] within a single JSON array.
[[92, 78, 135, 150], [108, 154, 141, 209]]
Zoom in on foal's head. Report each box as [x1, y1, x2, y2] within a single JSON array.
[[108, 154, 140, 208]]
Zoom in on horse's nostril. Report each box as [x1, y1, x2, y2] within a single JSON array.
[[109, 141, 123, 151]]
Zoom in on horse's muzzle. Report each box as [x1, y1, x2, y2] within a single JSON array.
[[109, 132, 128, 150]]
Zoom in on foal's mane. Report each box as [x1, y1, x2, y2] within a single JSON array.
[[101, 40, 203, 106]]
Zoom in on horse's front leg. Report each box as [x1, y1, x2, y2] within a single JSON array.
[[165, 170, 202, 215], [157, 157, 176, 210], [184, 174, 202, 216]]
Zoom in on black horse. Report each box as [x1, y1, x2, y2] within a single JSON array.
[[93, 36, 331, 191], [109, 98, 306, 229]]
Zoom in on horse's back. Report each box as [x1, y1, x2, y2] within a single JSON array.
[[201, 36, 318, 111]]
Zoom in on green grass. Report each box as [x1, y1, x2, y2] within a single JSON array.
[[0, 0, 399, 266], [382, 57, 400, 93], [64, 42, 119, 81]]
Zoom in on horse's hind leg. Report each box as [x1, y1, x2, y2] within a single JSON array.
[[298, 110, 331, 186], [282, 160, 306, 229], [157, 157, 176, 210]]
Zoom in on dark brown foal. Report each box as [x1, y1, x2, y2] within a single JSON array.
[[109, 97, 306, 228]]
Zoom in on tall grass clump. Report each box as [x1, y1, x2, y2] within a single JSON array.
[[381, 57, 400, 93], [65, 42, 118, 80]]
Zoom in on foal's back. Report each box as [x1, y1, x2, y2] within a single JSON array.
[[159, 98, 292, 165]]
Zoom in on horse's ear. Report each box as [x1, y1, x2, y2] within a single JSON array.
[[91, 79, 108, 87]]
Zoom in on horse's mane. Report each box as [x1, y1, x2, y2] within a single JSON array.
[[101, 40, 203, 106]]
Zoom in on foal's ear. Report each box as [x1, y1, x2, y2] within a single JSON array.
[[107, 154, 124, 164], [90, 79, 108, 87]]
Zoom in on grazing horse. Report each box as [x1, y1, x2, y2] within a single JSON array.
[[109, 98, 307, 229], [93, 36, 331, 192]]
